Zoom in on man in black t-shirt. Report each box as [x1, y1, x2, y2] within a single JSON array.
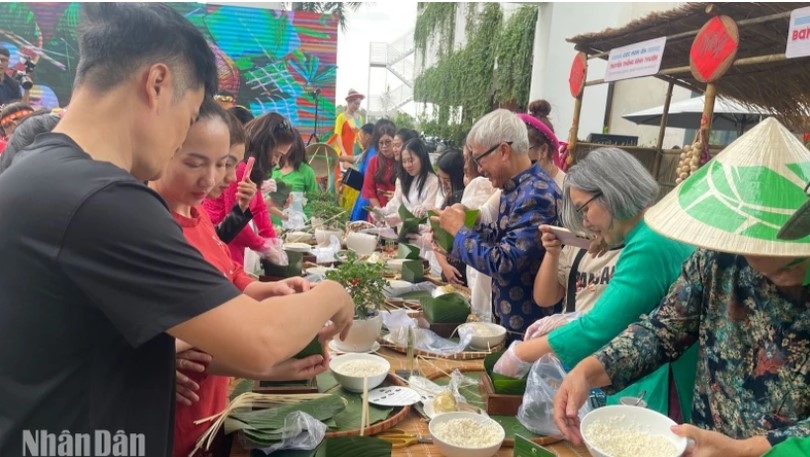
[[0, 4, 354, 457], [0, 46, 28, 106]]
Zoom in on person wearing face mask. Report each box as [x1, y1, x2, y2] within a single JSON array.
[[554, 118, 810, 457], [150, 99, 331, 457], [493, 147, 697, 421]]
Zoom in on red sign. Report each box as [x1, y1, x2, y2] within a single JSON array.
[[569, 52, 587, 98], [689, 15, 739, 83]]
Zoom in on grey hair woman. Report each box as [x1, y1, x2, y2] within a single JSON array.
[[561, 147, 659, 247], [493, 146, 697, 423]]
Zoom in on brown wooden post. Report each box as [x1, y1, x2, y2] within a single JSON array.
[[567, 52, 587, 166], [652, 80, 675, 180]]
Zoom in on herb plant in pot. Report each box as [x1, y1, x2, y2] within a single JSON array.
[[325, 251, 388, 352]]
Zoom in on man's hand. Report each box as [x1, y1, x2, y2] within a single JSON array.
[[435, 206, 465, 236], [442, 263, 464, 285], [236, 180, 257, 211], [263, 354, 330, 381], [175, 349, 212, 406]]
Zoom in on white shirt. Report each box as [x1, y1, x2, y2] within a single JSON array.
[[380, 174, 440, 217], [460, 176, 499, 322]]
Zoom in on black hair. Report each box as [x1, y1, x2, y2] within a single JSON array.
[[229, 105, 254, 125], [278, 129, 306, 171], [399, 138, 436, 203], [75, 3, 218, 99], [224, 111, 245, 147], [395, 128, 418, 145], [0, 111, 60, 175], [0, 47, 9, 58], [243, 112, 296, 188], [526, 99, 555, 157], [361, 123, 375, 135], [435, 148, 465, 208], [372, 119, 397, 185]]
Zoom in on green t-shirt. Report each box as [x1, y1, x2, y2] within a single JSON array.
[[548, 219, 697, 419], [271, 163, 317, 226], [763, 438, 810, 456]]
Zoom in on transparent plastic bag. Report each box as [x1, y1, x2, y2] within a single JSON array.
[[517, 353, 592, 437], [241, 411, 326, 455], [260, 238, 289, 266], [524, 312, 581, 341], [380, 309, 474, 356]]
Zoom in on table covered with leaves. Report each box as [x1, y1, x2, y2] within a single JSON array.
[[228, 347, 590, 457]]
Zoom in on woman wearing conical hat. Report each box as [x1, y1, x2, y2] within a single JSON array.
[[555, 118, 810, 456], [332, 89, 364, 207]]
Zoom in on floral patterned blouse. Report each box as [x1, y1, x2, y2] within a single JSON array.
[[452, 163, 561, 341], [595, 250, 810, 445]]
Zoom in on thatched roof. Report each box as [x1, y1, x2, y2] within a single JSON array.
[[568, 3, 810, 129]]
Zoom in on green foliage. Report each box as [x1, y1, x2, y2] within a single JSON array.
[[414, 3, 538, 145], [325, 251, 388, 318], [391, 110, 418, 131], [308, 191, 348, 228], [414, 3, 458, 66]]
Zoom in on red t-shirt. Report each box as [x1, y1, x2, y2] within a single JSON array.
[[361, 155, 396, 208], [171, 206, 254, 457]]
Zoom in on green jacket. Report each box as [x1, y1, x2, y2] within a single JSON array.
[[548, 220, 698, 420]]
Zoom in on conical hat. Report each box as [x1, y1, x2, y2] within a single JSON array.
[[645, 117, 810, 256], [306, 142, 339, 177]]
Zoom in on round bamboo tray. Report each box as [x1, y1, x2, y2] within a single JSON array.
[[323, 373, 411, 439], [378, 334, 506, 361]]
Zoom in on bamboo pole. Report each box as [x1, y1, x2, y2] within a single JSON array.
[[702, 82, 718, 142], [652, 80, 675, 180], [568, 91, 584, 164]]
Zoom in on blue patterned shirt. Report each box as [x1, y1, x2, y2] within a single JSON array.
[[452, 163, 561, 341], [596, 250, 810, 445]]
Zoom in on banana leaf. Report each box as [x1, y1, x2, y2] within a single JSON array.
[[397, 243, 420, 259], [226, 394, 346, 433], [363, 205, 384, 220], [269, 180, 292, 208], [398, 205, 427, 242], [484, 352, 528, 395], [295, 337, 324, 359], [262, 437, 392, 457], [428, 209, 480, 253], [332, 393, 393, 430], [422, 292, 471, 324], [229, 378, 254, 401]]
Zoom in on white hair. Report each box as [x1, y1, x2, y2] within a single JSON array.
[[466, 109, 530, 155]]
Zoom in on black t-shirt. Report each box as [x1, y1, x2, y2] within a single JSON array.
[[0, 74, 22, 105], [0, 133, 241, 456]]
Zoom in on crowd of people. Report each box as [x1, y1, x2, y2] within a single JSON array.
[[0, 3, 807, 457]]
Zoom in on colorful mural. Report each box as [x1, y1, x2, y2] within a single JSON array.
[[0, 2, 338, 137]]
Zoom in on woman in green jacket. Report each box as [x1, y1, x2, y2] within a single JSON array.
[[494, 147, 698, 421]]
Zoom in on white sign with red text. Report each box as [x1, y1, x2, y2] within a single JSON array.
[[604, 36, 667, 82], [786, 6, 810, 59]]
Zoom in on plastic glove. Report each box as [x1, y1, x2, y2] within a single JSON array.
[[384, 213, 402, 227], [258, 237, 288, 266], [411, 206, 427, 218], [493, 340, 533, 379], [524, 312, 580, 341], [261, 179, 277, 195]]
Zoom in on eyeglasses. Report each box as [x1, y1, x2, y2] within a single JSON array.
[[471, 141, 512, 167], [576, 191, 603, 215], [379, 139, 392, 147]]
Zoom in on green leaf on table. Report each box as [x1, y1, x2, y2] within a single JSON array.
[[316, 437, 392, 457], [422, 292, 471, 324], [428, 209, 480, 252], [397, 243, 420, 259], [332, 393, 393, 429], [398, 204, 427, 242], [484, 352, 527, 395], [228, 394, 346, 433], [229, 378, 254, 401], [295, 337, 324, 359]]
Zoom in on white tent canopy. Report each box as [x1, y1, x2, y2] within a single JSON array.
[[623, 95, 772, 134]]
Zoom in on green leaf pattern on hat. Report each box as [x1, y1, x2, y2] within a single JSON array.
[[679, 160, 810, 242]]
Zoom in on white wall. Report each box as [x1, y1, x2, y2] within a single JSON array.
[[530, 2, 693, 146]]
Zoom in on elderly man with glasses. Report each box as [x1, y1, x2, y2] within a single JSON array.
[[436, 109, 561, 343]]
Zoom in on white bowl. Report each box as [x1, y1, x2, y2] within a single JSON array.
[[283, 242, 312, 253], [314, 229, 343, 246], [386, 258, 407, 272], [580, 405, 687, 457], [329, 353, 390, 393], [286, 231, 312, 243], [457, 322, 507, 350], [429, 412, 505, 457], [346, 232, 378, 257]]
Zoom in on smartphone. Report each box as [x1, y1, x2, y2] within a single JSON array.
[[243, 157, 255, 182], [546, 226, 592, 250]]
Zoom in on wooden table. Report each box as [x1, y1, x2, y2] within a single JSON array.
[[228, 347, 590, 457]]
